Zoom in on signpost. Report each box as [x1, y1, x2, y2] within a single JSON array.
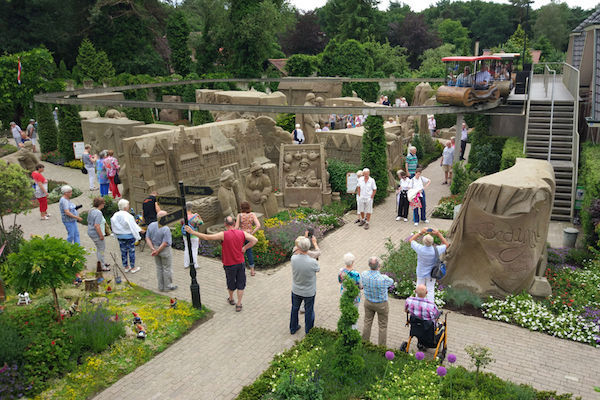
[[72, 141, 85, 159], [155, 183, 213, 309], [346, 172, 358, 194]]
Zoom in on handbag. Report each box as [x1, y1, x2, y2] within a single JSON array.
[[114, 172, 121, 185], [81, 165, 88, 174], [430, 245, 447, 280]]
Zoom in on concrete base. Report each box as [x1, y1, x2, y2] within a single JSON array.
[[529, 276, 552, 298]]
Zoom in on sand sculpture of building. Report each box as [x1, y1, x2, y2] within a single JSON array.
[[278, 79, 342, 106], [195, 89, 287, 121]]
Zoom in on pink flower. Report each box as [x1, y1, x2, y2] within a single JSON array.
[[385, 351, 395, 361], [437, 366, 447, 377], [415, 351, 425, 360]]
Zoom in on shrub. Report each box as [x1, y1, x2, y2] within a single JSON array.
[[380, 238, 417, 297], [57, 106, 83, 161], [333, 276, 363, 381], [285, 54, 318, 76], [327, 158, 360, 206], [64, 159, 84, 169], [500, 137, 524, 170], [435, 113, 457, 129], [276, 113, 295, 133], [464, 344, 494, 380], [41, 150, 66, 165], [467, 115, 507, 175], [361, 116, 388, 204], [35, 102, 58, 153], [450, 162, 482, 197], [68, 305, 125, 353], [439, 367, 537, 399], [0, 364, 32, 400], [0, 224, 24, 264], [47, 184, 82, 204], [265, 370, 323, 400], [443, 287, 483, 309], [565, 248, 593, 268], [0, 323, 28, 366], [0, 143, 19, 157], [580, 143, 600, 248]]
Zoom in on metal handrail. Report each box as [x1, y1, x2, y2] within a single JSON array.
[[545, 65, 556, 162], [562, 62, 580, 220], [523, 74, 532, 154]]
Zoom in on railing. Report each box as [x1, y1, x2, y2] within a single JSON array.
[[522, 71, 533, 154], [562, 62, 581, 220], [545, 65, 556, 162]]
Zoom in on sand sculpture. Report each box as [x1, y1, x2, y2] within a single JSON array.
[[16, 141, 40, 172], [195, 89, 287, 121], [218, 169, 241, 218], [245, 162, 278, 218], [443, 158, 555, 297], [159, 95, 183, 122]]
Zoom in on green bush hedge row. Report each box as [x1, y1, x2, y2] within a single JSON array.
[[500, 137, 525, 170], [580, 143, 600, 247]]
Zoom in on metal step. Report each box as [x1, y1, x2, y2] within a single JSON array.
[[526, 146, 572, 155], [526, 140, 572, 148], [529, 117, 573, 123], [527, 128, 573, 136], [528, 123, 574, 130], [555, 178, 574, 186], [527, 134, 573, 141], [529, 111, 575, 118], [527, 153, 572, 161], [530, 104, 574, 110], [551, 214, 572, 221], [554, 192, 572, 200]]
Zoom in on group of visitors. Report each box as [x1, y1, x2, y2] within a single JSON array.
[[10, 120, 38, 151], [82, 145, 121, 198], [448, 62, 510, 89], [396, 166, 431, 226]]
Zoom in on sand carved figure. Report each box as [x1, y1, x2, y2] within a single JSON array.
[[294, 157, 320, 188], [443, 158, 555, 297], [217, 169, 240, 218], [16, 141, 40, 172], [245, 162, 278, 218], [279, 144, 330, 209], [297, 93, 318, 144]]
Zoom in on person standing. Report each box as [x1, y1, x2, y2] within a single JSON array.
[[26, 119, 37, 153], [104, 150, 121, 198], [428, 115, 437, 137], [31, 164, 49, 220], [235, 201, 260, 276], [409, 228, 449, 302], [292, 123, 305, 144], [329, 113, 336, 130], [10, 122, 22, 147], [146, 211, 178, 292], [185, 216, 257, 312], [356, 168, 377, 230], [111, 199, 142, 273], [96, 151, 110, 196], [338, 252, 362, 330], [53, 107, 59, 127], [396, 170, 412, 222], [440, 141, 454, 185], [290, 237, 320, 334], [405, 146, 418, 178], [181, 202, 202, 269], [460, 122, 469, 161], [87, 197, 110, 271], [411, 168, 431, 226], [59, 185, 82, 244], [361, 256, 394, 346], [354, 169, 363, 224], [142, 191, 161, 225], [82, 145, 97, 190]]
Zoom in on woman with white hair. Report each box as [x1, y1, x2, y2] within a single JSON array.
[[408, 228, 449, 302], [59, 185, 82, 244], [338, 252, 363, 329], [292, 123, 304, 144], [110, 198, 142, 273], [354, 169, 363, 223]]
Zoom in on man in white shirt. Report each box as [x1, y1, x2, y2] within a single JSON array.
[[356, 168, 377, 230], [475, 64, 493, 89], [428, 115, 436, 137], [440, 141, 454, 185], [460, 122, 469, 161], [292, 123, 305, 144]]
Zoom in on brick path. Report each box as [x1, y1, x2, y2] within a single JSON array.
[[3, 146, 599, 400]]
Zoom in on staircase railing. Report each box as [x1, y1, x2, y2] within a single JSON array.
[[562, 63, 580, 220], [545, 65, 556, 162], [522, 71, 533, 154]]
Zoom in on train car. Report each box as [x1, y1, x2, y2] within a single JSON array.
[[436, 55, 505, 107]]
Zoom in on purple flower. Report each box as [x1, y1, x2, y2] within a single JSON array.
[[415, 351, 425, 361], [385, 351, 395, 361], [447, 353, 457, 364], [437, 366, 447, 377]]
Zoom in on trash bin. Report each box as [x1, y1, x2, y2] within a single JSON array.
[[563, 227, 579, 248]]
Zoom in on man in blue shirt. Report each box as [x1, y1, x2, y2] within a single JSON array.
[[361, 256, 395, 346]]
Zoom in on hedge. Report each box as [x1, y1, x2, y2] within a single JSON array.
[[500, 137, 525, 170], [468, 115, 507, 175], [580, 143, 600, 247]]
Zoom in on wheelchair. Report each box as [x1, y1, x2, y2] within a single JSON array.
[[399, 311, 448, 362]]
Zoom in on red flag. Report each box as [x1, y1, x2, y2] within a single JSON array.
[[17, 58, 21, 85]]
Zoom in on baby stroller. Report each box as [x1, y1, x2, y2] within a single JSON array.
[[400, 311, 448, 361]]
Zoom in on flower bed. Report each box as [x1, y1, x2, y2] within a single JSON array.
[[0, 285, 209, 399], [237, 328, 576, 400], [432, 194, 462, 219], [27, 180, 82, 210]]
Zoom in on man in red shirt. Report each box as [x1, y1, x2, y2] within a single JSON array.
[[186, 216, 257, 311]]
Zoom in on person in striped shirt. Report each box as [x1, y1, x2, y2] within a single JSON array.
[[405, 284, 440, 321], [405, 146, 418, 178]]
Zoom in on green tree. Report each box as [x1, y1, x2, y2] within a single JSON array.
[[3, 235, 87, 322], [319, 39, 373, 77], [361, 116, 388, 204], [167, 10, 192, 76], [333, 276, 364, 381], [35, 102, 58, 152], [387, 12, 441, 68], [187, 0, 230, 74], [437, 19, 471, 55], [75, 38, 115, 83], [417, 43, 456, 78], [57, 105, 83, 161], [285, 54, 318, 76], [363, 41, 409, 77], [533, 2, 569, 51], [0, 160, 34, 236], [279, 10, 328, 56], [503, 24, 532, 64]]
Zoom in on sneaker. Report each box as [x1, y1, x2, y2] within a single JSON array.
[[130, 267, 140, 274], [167, 285, 178, 291], [424, 219, 430, 223], [403, 218, 408, 222], [395, 216, 401, 221], [363, 222, 369, 230], [358, 219, 366, 226], [414, 222, 419, 226], [123, 266, 131, 273], [354, 218, 361, 224]]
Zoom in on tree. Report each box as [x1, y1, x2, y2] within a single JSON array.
[[3, 235, 86, 322], [388, 12, 441, 68], [335, 0, 384, 42], [167, 10, 192, 75], [417, 44, 456, 78], [75, 39, 115, 83], [503, 24, 532, 64], [437, 19, 471, 55], [363, 41, 409, 77], [533, 2, 569, 51], [285, 54, 318, 76], [186, 0, 230, 74], [319, 39, 373, 77], [0, 160, 34, 236], [333, 276, 364, 381], [35, 102, 58, 152], [279, 11, 328, 56], [57, 105, 83, 161], [361, 116, 388, 204]]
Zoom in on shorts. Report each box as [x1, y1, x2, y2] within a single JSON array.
[[357, 197, 373, 214], [442, 164, 451, 172], [224, 263, 246, 291]]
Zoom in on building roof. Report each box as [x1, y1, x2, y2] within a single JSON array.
[[573, 7, 600, 32], [268, 59, 288, 76]]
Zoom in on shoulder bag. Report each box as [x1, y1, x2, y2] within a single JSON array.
[[430, 246, 446, 280]]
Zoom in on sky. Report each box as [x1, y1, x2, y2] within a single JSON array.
[[289, 0, 599, 13]]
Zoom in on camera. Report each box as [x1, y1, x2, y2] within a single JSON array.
[[426, 228, 433, 232], [75, 205, 83, 210], [306, 227, 314, 238]]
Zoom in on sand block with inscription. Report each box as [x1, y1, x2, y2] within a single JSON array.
[[443, 158, 555, 297]]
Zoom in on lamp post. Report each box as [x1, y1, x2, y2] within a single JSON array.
[[179, 181, 202, 309], [522, 1, 531, 69]]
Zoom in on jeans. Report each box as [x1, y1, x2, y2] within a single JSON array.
[[118, 238, 136, 268], [86, 166, 96, 189], [290, 292, 315, 334], [244, 240, 255, 267], [413, 191, 427, 223], [64, 221, 80, 244], [183, 235, 199, 268], [99, 183, 109, 196], [417, 276, 436, 303]]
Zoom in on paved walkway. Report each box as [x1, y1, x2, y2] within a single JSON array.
[[3, 147, 599, 400]]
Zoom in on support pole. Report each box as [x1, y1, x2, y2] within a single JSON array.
[[180, 181, 202, 309]]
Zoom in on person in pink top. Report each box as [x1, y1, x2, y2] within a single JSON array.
[[186, 216, 257, 312], [103, 149, 121, 198], [235, 201, 261, 276]]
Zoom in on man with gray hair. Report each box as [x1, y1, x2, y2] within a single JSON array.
[[186, 216, 257, 312], [290, 236, 320, 334], [59, 185, 82, 244], [409, 228, 449, 302], [146, 210, 178, 291], [111, 198, 142, 273], [361, 256, 394, 346], [405, 146, 418, 178], [356, 168, 377, 230], [10, 121, 22, 147]]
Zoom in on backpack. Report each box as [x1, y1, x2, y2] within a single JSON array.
[[430, 246, 446, 280], [293, 129, 299, 142]]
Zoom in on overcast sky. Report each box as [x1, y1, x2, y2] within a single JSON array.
[[289, 0, 599, 13]]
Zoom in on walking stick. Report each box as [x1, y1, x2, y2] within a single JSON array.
[[110, 252, 134, 287]]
